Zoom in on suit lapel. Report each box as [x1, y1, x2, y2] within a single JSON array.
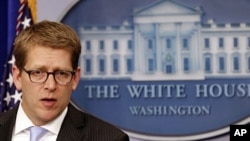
[[56, 104, 85, 141], [0, 106, 18, 141]]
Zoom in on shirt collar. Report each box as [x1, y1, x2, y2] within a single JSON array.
[[41, 107, 67, 134], [14, 103, 68, 135], [14, 104, 34, 135]]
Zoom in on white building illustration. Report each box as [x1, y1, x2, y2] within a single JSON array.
[[78, 0, 250, 80]]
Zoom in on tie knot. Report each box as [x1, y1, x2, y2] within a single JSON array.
[[30, 126, 47, 141]]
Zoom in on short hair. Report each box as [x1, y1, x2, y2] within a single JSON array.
[[14, 20, 81, 70]]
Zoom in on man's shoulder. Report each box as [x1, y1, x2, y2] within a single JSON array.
[[0, 106, 18, 125], [68, 103, 129, 140], [84, 110, 122, 131], [69, 103, 123, 131]]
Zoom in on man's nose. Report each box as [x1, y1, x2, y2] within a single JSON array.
[[44, 74, 57, 90]]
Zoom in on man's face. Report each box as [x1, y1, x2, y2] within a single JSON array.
[[12, 45, 80, 125]]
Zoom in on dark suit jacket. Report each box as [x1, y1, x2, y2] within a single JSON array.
[[0, 103, 129, 141]]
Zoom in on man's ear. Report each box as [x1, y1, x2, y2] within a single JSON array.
[[12, 65, 22, 90], [72, 67, 81, 91]]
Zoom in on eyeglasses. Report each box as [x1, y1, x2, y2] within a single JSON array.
[[22, 68, 75, 85]]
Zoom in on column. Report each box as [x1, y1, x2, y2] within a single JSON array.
[[175, 23, 182, 73], [155, 23, 161, 73]]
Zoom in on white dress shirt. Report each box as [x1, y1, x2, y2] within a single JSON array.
[[12, 104, 67, 141]]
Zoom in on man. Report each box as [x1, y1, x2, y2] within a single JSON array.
[[0, 20, 129, 141]]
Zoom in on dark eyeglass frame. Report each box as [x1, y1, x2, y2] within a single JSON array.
[[22, 67, 76, 85]]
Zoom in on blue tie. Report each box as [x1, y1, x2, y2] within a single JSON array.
[[29, 126, 47, 141]]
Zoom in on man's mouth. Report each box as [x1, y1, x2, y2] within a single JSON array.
[[41, 98, 57, 107]]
